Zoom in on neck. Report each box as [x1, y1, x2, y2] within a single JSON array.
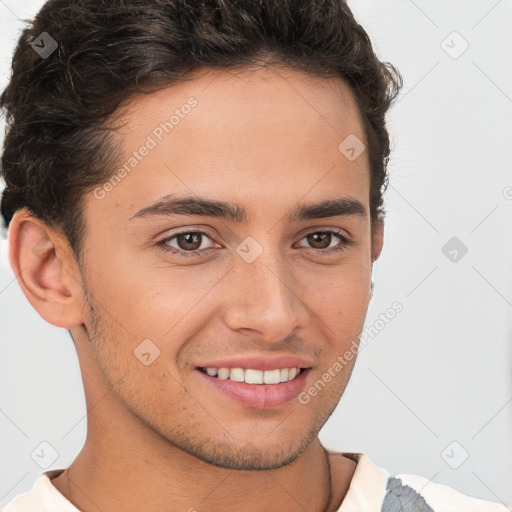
[[53, 429, 335, 512]]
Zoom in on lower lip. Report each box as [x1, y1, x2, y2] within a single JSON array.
[[196, 368, 311, 409]]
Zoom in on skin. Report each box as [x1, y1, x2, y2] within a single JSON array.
[[9, 65, 384, 512]]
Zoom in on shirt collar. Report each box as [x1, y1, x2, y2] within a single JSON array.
[[326, 451, 390, 511]]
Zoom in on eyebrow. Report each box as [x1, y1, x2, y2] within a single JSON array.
[[129, 194, 367, 223]]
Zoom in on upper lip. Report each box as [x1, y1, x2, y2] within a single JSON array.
[[196, 354, 313, 371]]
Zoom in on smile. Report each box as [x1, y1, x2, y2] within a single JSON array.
[[198, 367, 304, 384]]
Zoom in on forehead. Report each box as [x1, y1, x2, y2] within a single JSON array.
[[89, 65, 369, 224], [122, 64, 363, 123]]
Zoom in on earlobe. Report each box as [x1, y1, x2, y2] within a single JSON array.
[[8, 209, 84, 329]]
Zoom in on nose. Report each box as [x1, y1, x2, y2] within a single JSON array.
[[222, 248, 310, 343]]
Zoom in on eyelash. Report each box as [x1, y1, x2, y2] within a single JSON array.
[[156, 229, 354, 258]]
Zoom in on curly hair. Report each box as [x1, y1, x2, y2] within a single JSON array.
[[0, 0, 402, 261]]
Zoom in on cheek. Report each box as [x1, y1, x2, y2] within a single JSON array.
[[82, 250, 224, 368], [303, 259, 371, 339]]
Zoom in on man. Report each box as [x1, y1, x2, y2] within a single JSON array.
[[0, 0, 509, 511]]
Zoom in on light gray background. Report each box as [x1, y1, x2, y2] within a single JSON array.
[[1, 0, 511, 508]]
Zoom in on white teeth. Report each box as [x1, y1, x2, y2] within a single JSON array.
[[217, 368, 230, 380], [229, 368, 245, 382], [245, 369, 263, 384], [202, 366, 304, 384], [263, 369, 281, 384]]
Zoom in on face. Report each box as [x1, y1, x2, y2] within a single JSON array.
[[76, 65, 382, 470]]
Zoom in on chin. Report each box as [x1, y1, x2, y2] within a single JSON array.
[[182, 437, 312, 471]]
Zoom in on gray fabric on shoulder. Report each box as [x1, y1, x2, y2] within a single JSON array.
[[382, 476, 435, 512]]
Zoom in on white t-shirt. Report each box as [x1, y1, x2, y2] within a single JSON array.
[[1, 451, 509, 512]]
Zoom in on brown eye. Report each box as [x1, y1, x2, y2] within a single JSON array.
[[296, 230, 353, 254], [158, 230, 217, 257], [306, 232, 333, 249], [175, 232, 203, 251]]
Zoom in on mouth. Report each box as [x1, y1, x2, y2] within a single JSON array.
[[197, 366, 307, 384], [195, 366, 312, 409]]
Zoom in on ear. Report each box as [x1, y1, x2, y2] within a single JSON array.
[[8, 208, 85, 328], [371, 216, 384, 263]]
